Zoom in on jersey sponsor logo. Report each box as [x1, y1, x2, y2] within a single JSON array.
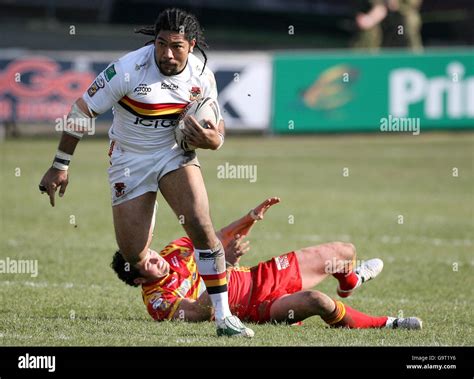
[[160, 243, 190, 257], [114, 182, 126, 197], [151, 298, 163, 310], [95, 75, 105, 88], [104, 64, 116, 82], [189, 86, 201, 101], [274, 255, 290, 270], [161, 83, 179, 90], [87, 82, 100, 97], [133, 117, 177, 128], [176, 278, 192, 298], [149, 293, 162, 309], [133, 83, 152, 96], [87, 75, 105, 97], [198, 248, 224, 261], [135, 62, 147, 71], [149, 294, 169, 311], [165, 276, 178, 288], [171, 256, 180, 267]]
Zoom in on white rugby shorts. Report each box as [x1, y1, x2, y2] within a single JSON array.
[[107, 140, 200, 206]]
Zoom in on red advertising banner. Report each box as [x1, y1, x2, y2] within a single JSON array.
[[0, 55, 97, 122]]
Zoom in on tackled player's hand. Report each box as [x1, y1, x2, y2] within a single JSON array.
[[225, 234, 250, 267], [250, 197, 281, 220]]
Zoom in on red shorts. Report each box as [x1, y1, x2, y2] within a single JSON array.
[[229, 252, 302, 324]]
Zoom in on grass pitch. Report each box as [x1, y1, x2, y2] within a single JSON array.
[[0, 132, 473, 346]]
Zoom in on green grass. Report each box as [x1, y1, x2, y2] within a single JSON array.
[[0, 133, 473, 346]]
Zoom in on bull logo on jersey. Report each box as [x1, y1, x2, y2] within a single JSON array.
[[114, 182, 126, 197], [189, 86, 201, 101]]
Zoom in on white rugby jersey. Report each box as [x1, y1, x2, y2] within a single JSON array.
[[83, 44, 221, 152]]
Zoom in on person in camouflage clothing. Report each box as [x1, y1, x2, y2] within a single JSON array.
[[352, 0, 423, 51]]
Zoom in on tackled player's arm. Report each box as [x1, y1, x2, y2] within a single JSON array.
[[173, 294, 213, 322], [216, 197, 281, 248]]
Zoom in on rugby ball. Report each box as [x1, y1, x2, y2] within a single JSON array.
[[175, 97, 220, 151]]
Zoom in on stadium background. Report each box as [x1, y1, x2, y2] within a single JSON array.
[[0, 0, 473, 347]]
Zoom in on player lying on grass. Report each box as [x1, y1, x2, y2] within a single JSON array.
[[111, 197, 422, 330]]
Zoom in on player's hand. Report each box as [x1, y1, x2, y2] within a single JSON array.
[[250, 197, 281, 221], [225, 234, 250, 267], [181, 115, 221, 150], [39, 167, 69, 207]]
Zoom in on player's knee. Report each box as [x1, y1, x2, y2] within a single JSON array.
[[118, 242, 150, 266], [302, 290, 325, 308], [333, 242, 356, 261]]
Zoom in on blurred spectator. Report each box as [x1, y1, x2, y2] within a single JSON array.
[[352, 0, 423, 51], [382, 0, 423, 51], [351, 0, 388, 50]]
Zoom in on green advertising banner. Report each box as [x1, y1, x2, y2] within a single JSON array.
[[272, 50, 474, 133]]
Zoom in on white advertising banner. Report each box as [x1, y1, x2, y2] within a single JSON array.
[[208, 52, 272, 130]]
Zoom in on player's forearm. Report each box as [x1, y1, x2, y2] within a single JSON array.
[[217, 213, 256, 246], [210, 119, 225, 150], [218, 119, 225, 137], [57, 132, 81, 156], [56, 98, 96, 156]]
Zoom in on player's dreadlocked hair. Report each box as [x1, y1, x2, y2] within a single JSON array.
[[110, 250, 141, 287], [135, 8, 209, 74]]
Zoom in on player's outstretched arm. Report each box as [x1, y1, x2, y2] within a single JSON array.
[[216, 197, 280, 247], [39, 98, 95, 207], [173, 296, 213, 322]]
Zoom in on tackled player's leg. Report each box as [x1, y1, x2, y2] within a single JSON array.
[[295, 242, 383, 297], [159, 165, 254, 338], [269, 290, 422, 330]]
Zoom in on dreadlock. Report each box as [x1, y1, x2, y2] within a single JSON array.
[[135, 8, 208, 74]]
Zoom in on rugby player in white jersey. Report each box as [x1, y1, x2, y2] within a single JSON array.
[[39, 8, 253, 337]]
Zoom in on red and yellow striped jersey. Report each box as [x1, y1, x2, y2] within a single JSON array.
[[141, 237, 254, 321], [141, 237, 206, 321]]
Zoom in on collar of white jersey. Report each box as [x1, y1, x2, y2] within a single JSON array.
[[152, 46, 193, 81]]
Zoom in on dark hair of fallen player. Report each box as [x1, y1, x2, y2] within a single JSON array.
[[111, 250, 141, 287]]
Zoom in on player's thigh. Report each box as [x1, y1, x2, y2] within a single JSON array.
[[112, 191, 157, 263], [295, 243, 348, 289], [159, 166, 214, 239], [159, 165, 209, 216]]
